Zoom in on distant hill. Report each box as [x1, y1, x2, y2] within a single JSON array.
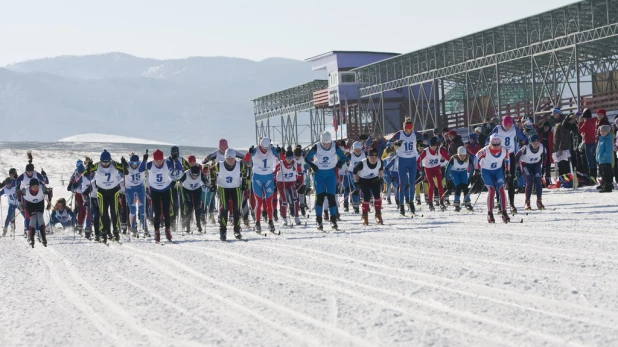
[[1, 53, 324, 148]]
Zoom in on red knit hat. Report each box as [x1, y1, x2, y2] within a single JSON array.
[[153, 149, 164, 161], [597, 109, 607, 116], [187, 155, 196, 164], [447, 130, 457, 137]]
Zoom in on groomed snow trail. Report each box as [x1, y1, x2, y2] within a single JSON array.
[[1, 148, 617, 346]]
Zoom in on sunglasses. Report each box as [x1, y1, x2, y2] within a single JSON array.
[[101, 161, 111, 167], [491, 143, 501, 146]]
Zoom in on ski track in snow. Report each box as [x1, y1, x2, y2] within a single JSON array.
[[1, 148, 618, 346]]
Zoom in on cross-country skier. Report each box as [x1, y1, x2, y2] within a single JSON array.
[[304, 131, 346, 230], [246, 137, 279, 233], [180, 165, 208, 233], [446, 146, 474, 212], [345, 141, 366, 213], [17, 178, 52, 248], [352, 148, 384, 225], [293, 147, 309, 217], [475, 134, 511, 223], [0, 177, 17, 237], [274, 150, 303, 226], [168, 146, 190, 231], [387, 118, 422, 216], [210, 149, 249, 241], [48, 198, 75, 229], [487, 116, 528, 213], [87, 150, 125, 243], [68, 161, 90, 236], [16, 160, 49, 237], [418, 137, 451, 211], [147, 149, 178, 243], [516, 135, 546, 210], [120, 154, 148, 238]]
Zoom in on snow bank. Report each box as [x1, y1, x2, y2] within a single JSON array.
[[58, 133, 173, 145]]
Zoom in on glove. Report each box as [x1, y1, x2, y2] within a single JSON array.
[[143, 153, 149, 162], [121, 156, 127, 166], [394, 140, 403, 147], [87, 160, 93, 172], [249, 145, 255, 153], [46, 202, 52, 211], [41, 169, 47, 177]]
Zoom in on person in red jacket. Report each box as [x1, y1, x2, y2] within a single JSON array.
[[578, 108, 598, 178], [417, 137, 450, 211]]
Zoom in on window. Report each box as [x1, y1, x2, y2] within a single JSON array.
[[341, 72, 356, 84]]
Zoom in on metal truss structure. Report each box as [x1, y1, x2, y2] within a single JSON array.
[[355, 0, 618, 132], [252, 80, 328, 147]]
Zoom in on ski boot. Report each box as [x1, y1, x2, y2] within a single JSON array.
[[76, 225, 83, 236], [353, 206, 359, 214], [399, 204, 406, 216], [408, 202, 415, 214], [524, 200, 532, 210], [343, 202, 349, 213], [2, 227, 7, 237], [233, 226, 242, 240], [439, 200, 446, 212], [40, 228, 47, 247], [464, 202, 473, 211], [294, 216, 301, 225], [243, 218, 250, 228], [94, 231, 101, 242], [268, 219, 276, 233], [23, 229, 28, 239], [28, 229, 35, 248], [361, 212, 369, 226], [330, 215, 338, 230], [273, 209, 279, 222], [255, 221, 262, 234], [106, 230, 113, 241], [387, 197, 392, 205], [143, 229, 151, 238], [196, 226, 203, 234], [375, 212, 383, 225], [112, 230, 121, 242], [444, 199, 450, 206], [487, 212, 495, 223], [453, 201, 461, 212], [416, 197, 421, 206], [428, 202, 435, 212], [131, 227, 138, 238], [510, 206, 518, 215], [536, 199, 545, 210], [219, 228, 226, 241], [282, 218, 288, 226], [165, 227, 173, 242], [121, 223, 127, 235], [316, 216, 324, 231], [501, 211, 510, 223]]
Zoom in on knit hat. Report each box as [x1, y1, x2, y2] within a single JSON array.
[[600, 125, 611, 133], [77, 164, 86, 173], [76, 159, 83, 168], [433, 128, 439, 133], [153, 149, 164, 161], [352, 141, 362, 150], [447, 130, 457, 137], [597, 109, 607, 117], [100, 150, 111, 162], [429, 137, 439, 146], [490, 134, 501, 144], [57, 198, 66, 205], [542, 121, 551, 128], [502, 116, 513, 127], [285, 150, 294, 159], [368, 148, 378, 156], [260, 137, 271, 149], [474, 127, 482, 133], [582, 108, 592, 119], [130, 154, 139, 163], [225, 149, 236, 159], [293, 148, 302, 157], [29, 178, 39, 186], [190, 166, 200, 175], [552, 108, 562, 115], [457, 146, 467, 155], [3, 177, 11, 186], [25, 163, 34, 172], [530, 135, 540, 143], [187, 155, 196, 164], [469, 133, 478, 140], [321, 131, 332, 144]]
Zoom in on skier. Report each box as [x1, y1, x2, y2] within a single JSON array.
[[48, 198, 76, 229], [67, 160, 92, 237], [345, 141, 366, 213], [293, 147, 309, 217], [16, 162, 49, 237], [180, 165, 208, 233], [387, 118, 422, 216], [417, 137, 451, 211], [446, 146, 474, 212], [168, 146, 190, 231], [475, 134, 511, 223], [487, 115, 528, 213], [274, 150, 303, 226], [247, 137, 279, 233], [209, 149, 249, 241], [304, 131, 346, 230], [516, 135, 546, 210], [121, 153, 148, 237], [352, 148, 384, 225], [17, 178, 52, 247], [203, 139, 244, 224], [0, 177, 17, 236], [384, 152, 400, 206], [147, 149, 177, 243], [87, 150, 125, 243]]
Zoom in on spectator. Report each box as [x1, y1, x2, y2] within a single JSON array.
[[465, 133, 482, 156], [474, 127, 486, 148], [446, 130, 464, 156], [554, 113, 577, 176], [596, 125, 614, 192], [596, 109, 610, 139], [613, 118, 618, 183], [366, 133, 387, 158], [480, 116, 494, 137], [578, 108, 598, 178]]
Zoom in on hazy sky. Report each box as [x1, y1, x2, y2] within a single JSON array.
[[0, 0, 575, 66]]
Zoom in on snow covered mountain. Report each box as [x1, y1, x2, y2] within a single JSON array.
[[0, 53, 323, 148], [58, 133, 174, 145]]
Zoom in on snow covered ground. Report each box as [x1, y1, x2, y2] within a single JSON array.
[[1, 146, 617, 347]]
